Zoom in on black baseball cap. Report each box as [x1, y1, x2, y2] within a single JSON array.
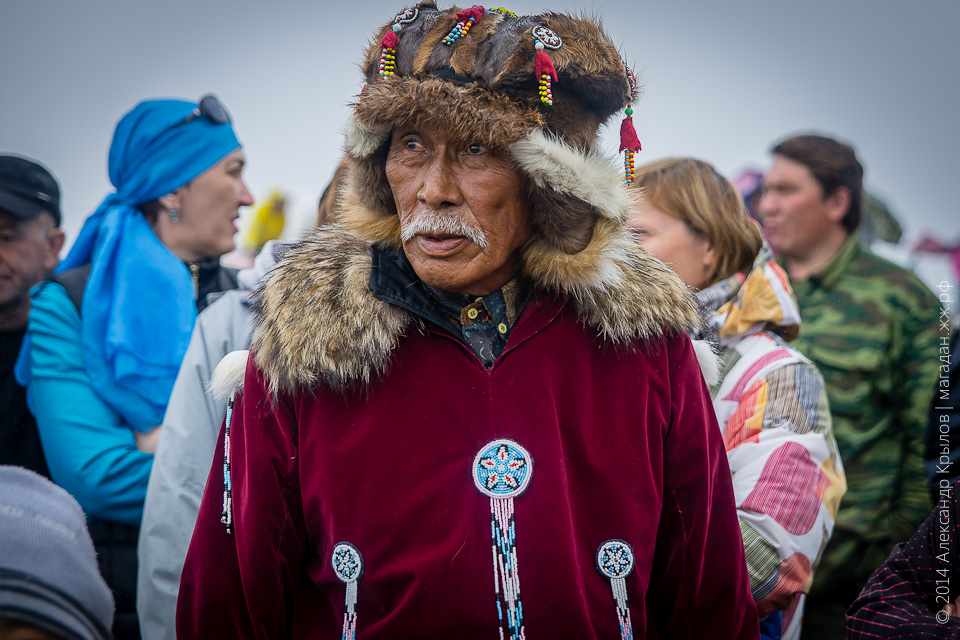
[[0, 155, 62, 226]]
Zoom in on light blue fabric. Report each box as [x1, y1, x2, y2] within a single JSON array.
[[55, 99, 240, 430], [24, 281, 152, 524]]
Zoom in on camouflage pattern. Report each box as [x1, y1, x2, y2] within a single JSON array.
[[787, 233, 942, 602]]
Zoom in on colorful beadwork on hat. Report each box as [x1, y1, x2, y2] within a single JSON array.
[[596, 539, 636, 640], [473, 439, 532, 640], [332, 542, 363, 640], [442, 5, 485, 45], [489, 7, 516, 17], [531, 26, 561, 106], [619, 62, 642, 184], [220, 396, 235, 534], [379, 7, 419, 77]]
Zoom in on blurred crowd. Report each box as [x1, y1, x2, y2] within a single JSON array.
[[0, 4, 956, 640]]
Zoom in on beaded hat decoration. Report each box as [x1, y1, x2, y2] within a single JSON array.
[[472, 438, 533, 640], [532, 25, 561, 105], [345, 1, 639, 258], [619, 63, 642, 184], [379, 7, 420, 77], [332, 542, 364, 640], [442, 5, 485, 45], [596, 539, 636, 640]]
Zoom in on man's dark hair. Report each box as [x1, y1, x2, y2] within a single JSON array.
[[771, 134, 863, 232]]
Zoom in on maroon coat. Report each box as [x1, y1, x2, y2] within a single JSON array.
[[178, 278, 758, 638]]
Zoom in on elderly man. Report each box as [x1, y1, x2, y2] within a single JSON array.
[[178, 4, 759, 638], [0, 155, 64, 478]]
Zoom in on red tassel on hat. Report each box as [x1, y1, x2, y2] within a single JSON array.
[[620, 107, 642, 183], [443, 6, 485, 45], [379, 28, 399, 77], [535, 46, 557, 105], [381, 30, 398, 50]]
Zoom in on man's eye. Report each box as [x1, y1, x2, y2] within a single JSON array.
[[466, 143, 486, 156], [404, 139, 424, 151]]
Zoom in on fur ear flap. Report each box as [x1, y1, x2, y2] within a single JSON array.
[[345, 114, 390, 158], [209, 350, 250, 402], [512, 129, 633, 222]]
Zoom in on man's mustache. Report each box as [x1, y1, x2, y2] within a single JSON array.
[[400, 209, 488, 249]]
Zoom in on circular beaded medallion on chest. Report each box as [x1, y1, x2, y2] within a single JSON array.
[[395, 7, 419, 24], [531, 25, 562, 50], [332, 542, 363, 583], [596, 539, 635, 579], [472, 438, 533, 499]]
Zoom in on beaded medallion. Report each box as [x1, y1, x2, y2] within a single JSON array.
[[472, 438, 533, 640], [531, 25, 562, 49], [332, 542, 364, 640], [596, 539, 636, 640]]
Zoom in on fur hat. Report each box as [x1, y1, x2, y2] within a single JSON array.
[[343, 1, 638, 255]]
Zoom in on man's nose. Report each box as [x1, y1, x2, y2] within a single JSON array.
[[418, 154, 462, 208]]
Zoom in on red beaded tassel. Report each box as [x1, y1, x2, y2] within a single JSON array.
[[620, 107, 642, 184], [443, 6, 485, 45], [379, 29, 398, 77], [535, 44, 557, 105]]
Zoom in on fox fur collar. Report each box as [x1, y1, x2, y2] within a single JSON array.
[[252, 195, 701, 396]]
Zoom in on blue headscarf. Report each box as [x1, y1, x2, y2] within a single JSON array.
[[54, 99, 241, 430]]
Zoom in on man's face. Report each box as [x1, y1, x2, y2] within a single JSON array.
[[757, 155, 836, 259], [0, 210, 63, 312], [384, 126, 533, 296]]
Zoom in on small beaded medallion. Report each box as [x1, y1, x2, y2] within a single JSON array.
[[472, 438, 533, 640], [220, 396, 235, 534], [379, 7, 419, 77], [531, 26, 561, 106], [442, 6, 485, 45], [596, 539, 636, 640], [332, 542, 364, 640]]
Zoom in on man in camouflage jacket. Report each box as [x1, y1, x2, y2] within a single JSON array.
[[758, 134, 942, 636]]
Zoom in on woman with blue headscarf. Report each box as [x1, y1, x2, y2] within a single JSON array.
[[18, 95, 252, 639]]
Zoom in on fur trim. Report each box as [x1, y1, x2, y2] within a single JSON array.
[[521, 217, 701, 343], [209, 350, 250, 402], [692, 340, 720, 386], [344, 114, 390, 158], [512, 129, 633, 222], [254, 205, 701, 394], [352, 77, 543, 151], [252, 225, 415, 396]]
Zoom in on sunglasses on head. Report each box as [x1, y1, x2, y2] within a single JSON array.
[[178, 94, 232, 128]]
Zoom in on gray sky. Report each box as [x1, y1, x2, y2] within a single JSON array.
[[2, 0, 958, 250]]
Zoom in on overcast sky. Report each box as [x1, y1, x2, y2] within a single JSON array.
[[2, 0, 958, 252]]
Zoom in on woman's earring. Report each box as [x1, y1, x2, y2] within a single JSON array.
[[169, 207, 179, 222]]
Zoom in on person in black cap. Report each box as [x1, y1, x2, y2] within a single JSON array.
[[0, 154, 64, 478]]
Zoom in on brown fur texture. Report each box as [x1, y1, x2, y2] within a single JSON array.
[[252, 224, 416, 395], [254, 202, 702, 395]]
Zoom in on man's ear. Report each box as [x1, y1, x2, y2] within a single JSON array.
[[43, 227, 65, 272], [825, 186, 852, 224]]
